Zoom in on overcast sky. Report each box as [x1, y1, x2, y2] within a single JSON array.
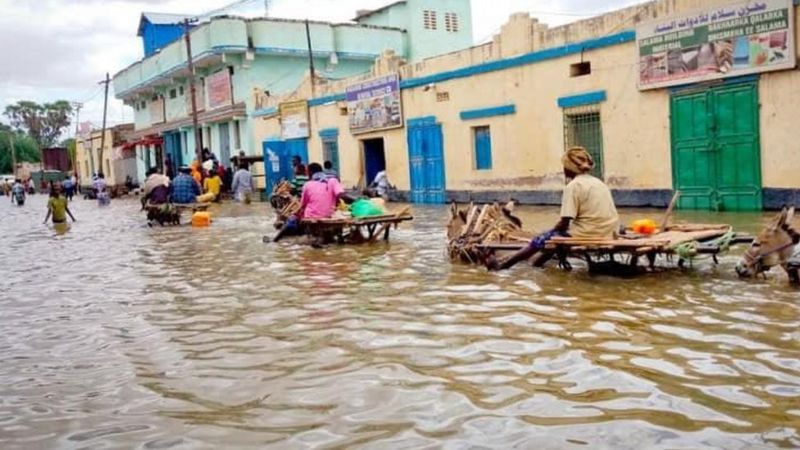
[[0, 0, 647, 135]]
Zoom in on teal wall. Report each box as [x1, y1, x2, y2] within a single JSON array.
[[357, 0, 473, 61]]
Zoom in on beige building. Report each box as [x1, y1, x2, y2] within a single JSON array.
[[252, 0, 800, 211], [76, 124, 137, 188]]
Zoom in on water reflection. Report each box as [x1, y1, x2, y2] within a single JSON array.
[[0, 196, 798, 448]]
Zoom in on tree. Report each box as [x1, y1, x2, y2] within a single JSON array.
[[0, 130, 40, 174], [4, 100, 73, 149], [61, 137, 77, 172]]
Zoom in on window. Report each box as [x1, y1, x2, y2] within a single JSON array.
[[140, 101, 146, 109], [445, 12, 459, 32], [423, 10, 437, 30], [322, 138, 339, 172], [169, 88, 177, 99], [179, 85, 184, 96], [436, 91, 450, 102], [233, 121, 241, 150], [563, 105, 604, 179], [473, 126, 492, 170], [570, 61, 592, 77]]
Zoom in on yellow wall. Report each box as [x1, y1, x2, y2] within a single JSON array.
[[251, 0, 800, 199]]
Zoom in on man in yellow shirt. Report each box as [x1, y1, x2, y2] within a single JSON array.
[[488, 146, 619, 270], [199, 170, 222, 203]]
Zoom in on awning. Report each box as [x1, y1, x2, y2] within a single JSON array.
[[122, 136, 164, 150]]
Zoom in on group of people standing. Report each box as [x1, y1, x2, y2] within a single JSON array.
[[143, 149, 255, 207]]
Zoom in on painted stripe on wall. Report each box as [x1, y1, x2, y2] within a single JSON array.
[[407, 116, 437, 126], [301, 30, 636, 111], [319, 128, 339, 138], [460, 104, 516, 121], [557, 90, 607, 108]]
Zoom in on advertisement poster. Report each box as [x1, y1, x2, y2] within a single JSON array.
[[206, 69, 233, 109], [637, 0, 795, 90], [149, 97, 165, 124], [346, 73, 403, 134], [279, 100, 310, 140]]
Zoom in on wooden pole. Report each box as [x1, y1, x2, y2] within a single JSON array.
[[660, 190, 681, 232], [184, 18, 203, 166], [98, 72, 110, 175]]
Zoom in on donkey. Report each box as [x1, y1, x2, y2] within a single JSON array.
[[736, 206, 800, 285]]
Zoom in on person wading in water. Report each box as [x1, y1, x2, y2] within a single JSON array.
[[487, 146, 619, 270]]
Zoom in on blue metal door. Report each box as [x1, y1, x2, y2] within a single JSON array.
[[407, 118, 446, 204], [263, 140, 289, 193], [164, 132, 183, 168], [286, 139, 309, 167]]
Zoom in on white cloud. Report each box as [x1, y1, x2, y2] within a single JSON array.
[[0, 0, 649, 133]]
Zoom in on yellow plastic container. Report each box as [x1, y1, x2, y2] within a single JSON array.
[[191, 211, 211, 227]]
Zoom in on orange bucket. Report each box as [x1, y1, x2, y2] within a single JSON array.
[[191, 211, 211, 227], [631, 218, 657, 235]]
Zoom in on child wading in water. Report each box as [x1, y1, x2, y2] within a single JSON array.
[[43, 183, 76, 225]]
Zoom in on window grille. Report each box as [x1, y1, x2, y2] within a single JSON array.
[[563, 105, 604, 179], [445, 13, 459, 32], [423, 10, 437, 30]]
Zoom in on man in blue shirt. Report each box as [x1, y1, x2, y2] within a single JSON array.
[[171, 166, 201, 204]]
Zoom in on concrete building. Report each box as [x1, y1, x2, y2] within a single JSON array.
[[112, 0, 473, 185], [252, 0, 800, 211], [75, 124, 137, 189]]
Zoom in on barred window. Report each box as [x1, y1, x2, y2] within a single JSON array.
[[445, 12, 459, 32], [423, 10, 437, 30], [563, 105, 604, 179]]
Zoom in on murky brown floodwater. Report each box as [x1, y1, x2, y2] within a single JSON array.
[[1, 194, 799, 449]]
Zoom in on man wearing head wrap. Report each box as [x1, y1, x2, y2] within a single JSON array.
[[487, 146, 619, 270]]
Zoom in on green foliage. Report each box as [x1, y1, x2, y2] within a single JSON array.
[[4, 100, 73, 148], [62, 137, 77, 170], [0, 131, 40, 174]]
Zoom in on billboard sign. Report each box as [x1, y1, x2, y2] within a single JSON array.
[[637, 0, 795, 90], [279, 100, 310, 140], [346, 73, 403, 134], [206, 69, 233, 109]]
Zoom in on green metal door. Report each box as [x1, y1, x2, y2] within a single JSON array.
[[670, 82, 761, 211]]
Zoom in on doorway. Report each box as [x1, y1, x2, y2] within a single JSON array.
[[218, 122, 231, 166], [407, 117, 446, 204], [670, 81, 761, 211], [362, 138, 386, 187]]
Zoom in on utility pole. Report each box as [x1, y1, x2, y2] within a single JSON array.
[[305, 19, 316, 97], [98, 73, 110, 175], [71, 101, 83, 175], [184, 18, 203, 166]]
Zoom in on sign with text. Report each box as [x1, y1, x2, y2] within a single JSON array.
[[346, 73, 403, 134], [206, 69, 233, 109], [279, 100, 310, 140], [637, 0, 795, 90]]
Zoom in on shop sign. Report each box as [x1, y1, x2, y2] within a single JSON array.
[[346, 73, 403, 134], [279, 100, 310, 140], [206, 69, 233, 109], [637, 0, 795, 90]]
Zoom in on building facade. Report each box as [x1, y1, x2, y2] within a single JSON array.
[[112, 0, 473, 186], [75, 124, 137, 188], [252, 0, 800, 211]]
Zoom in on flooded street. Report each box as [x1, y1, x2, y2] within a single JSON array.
[[1, 195, 799, 449]]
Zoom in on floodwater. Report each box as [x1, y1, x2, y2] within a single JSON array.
[[1, 195, 799, 449]]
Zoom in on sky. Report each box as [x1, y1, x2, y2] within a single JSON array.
[[0, 0, 648, 136]]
